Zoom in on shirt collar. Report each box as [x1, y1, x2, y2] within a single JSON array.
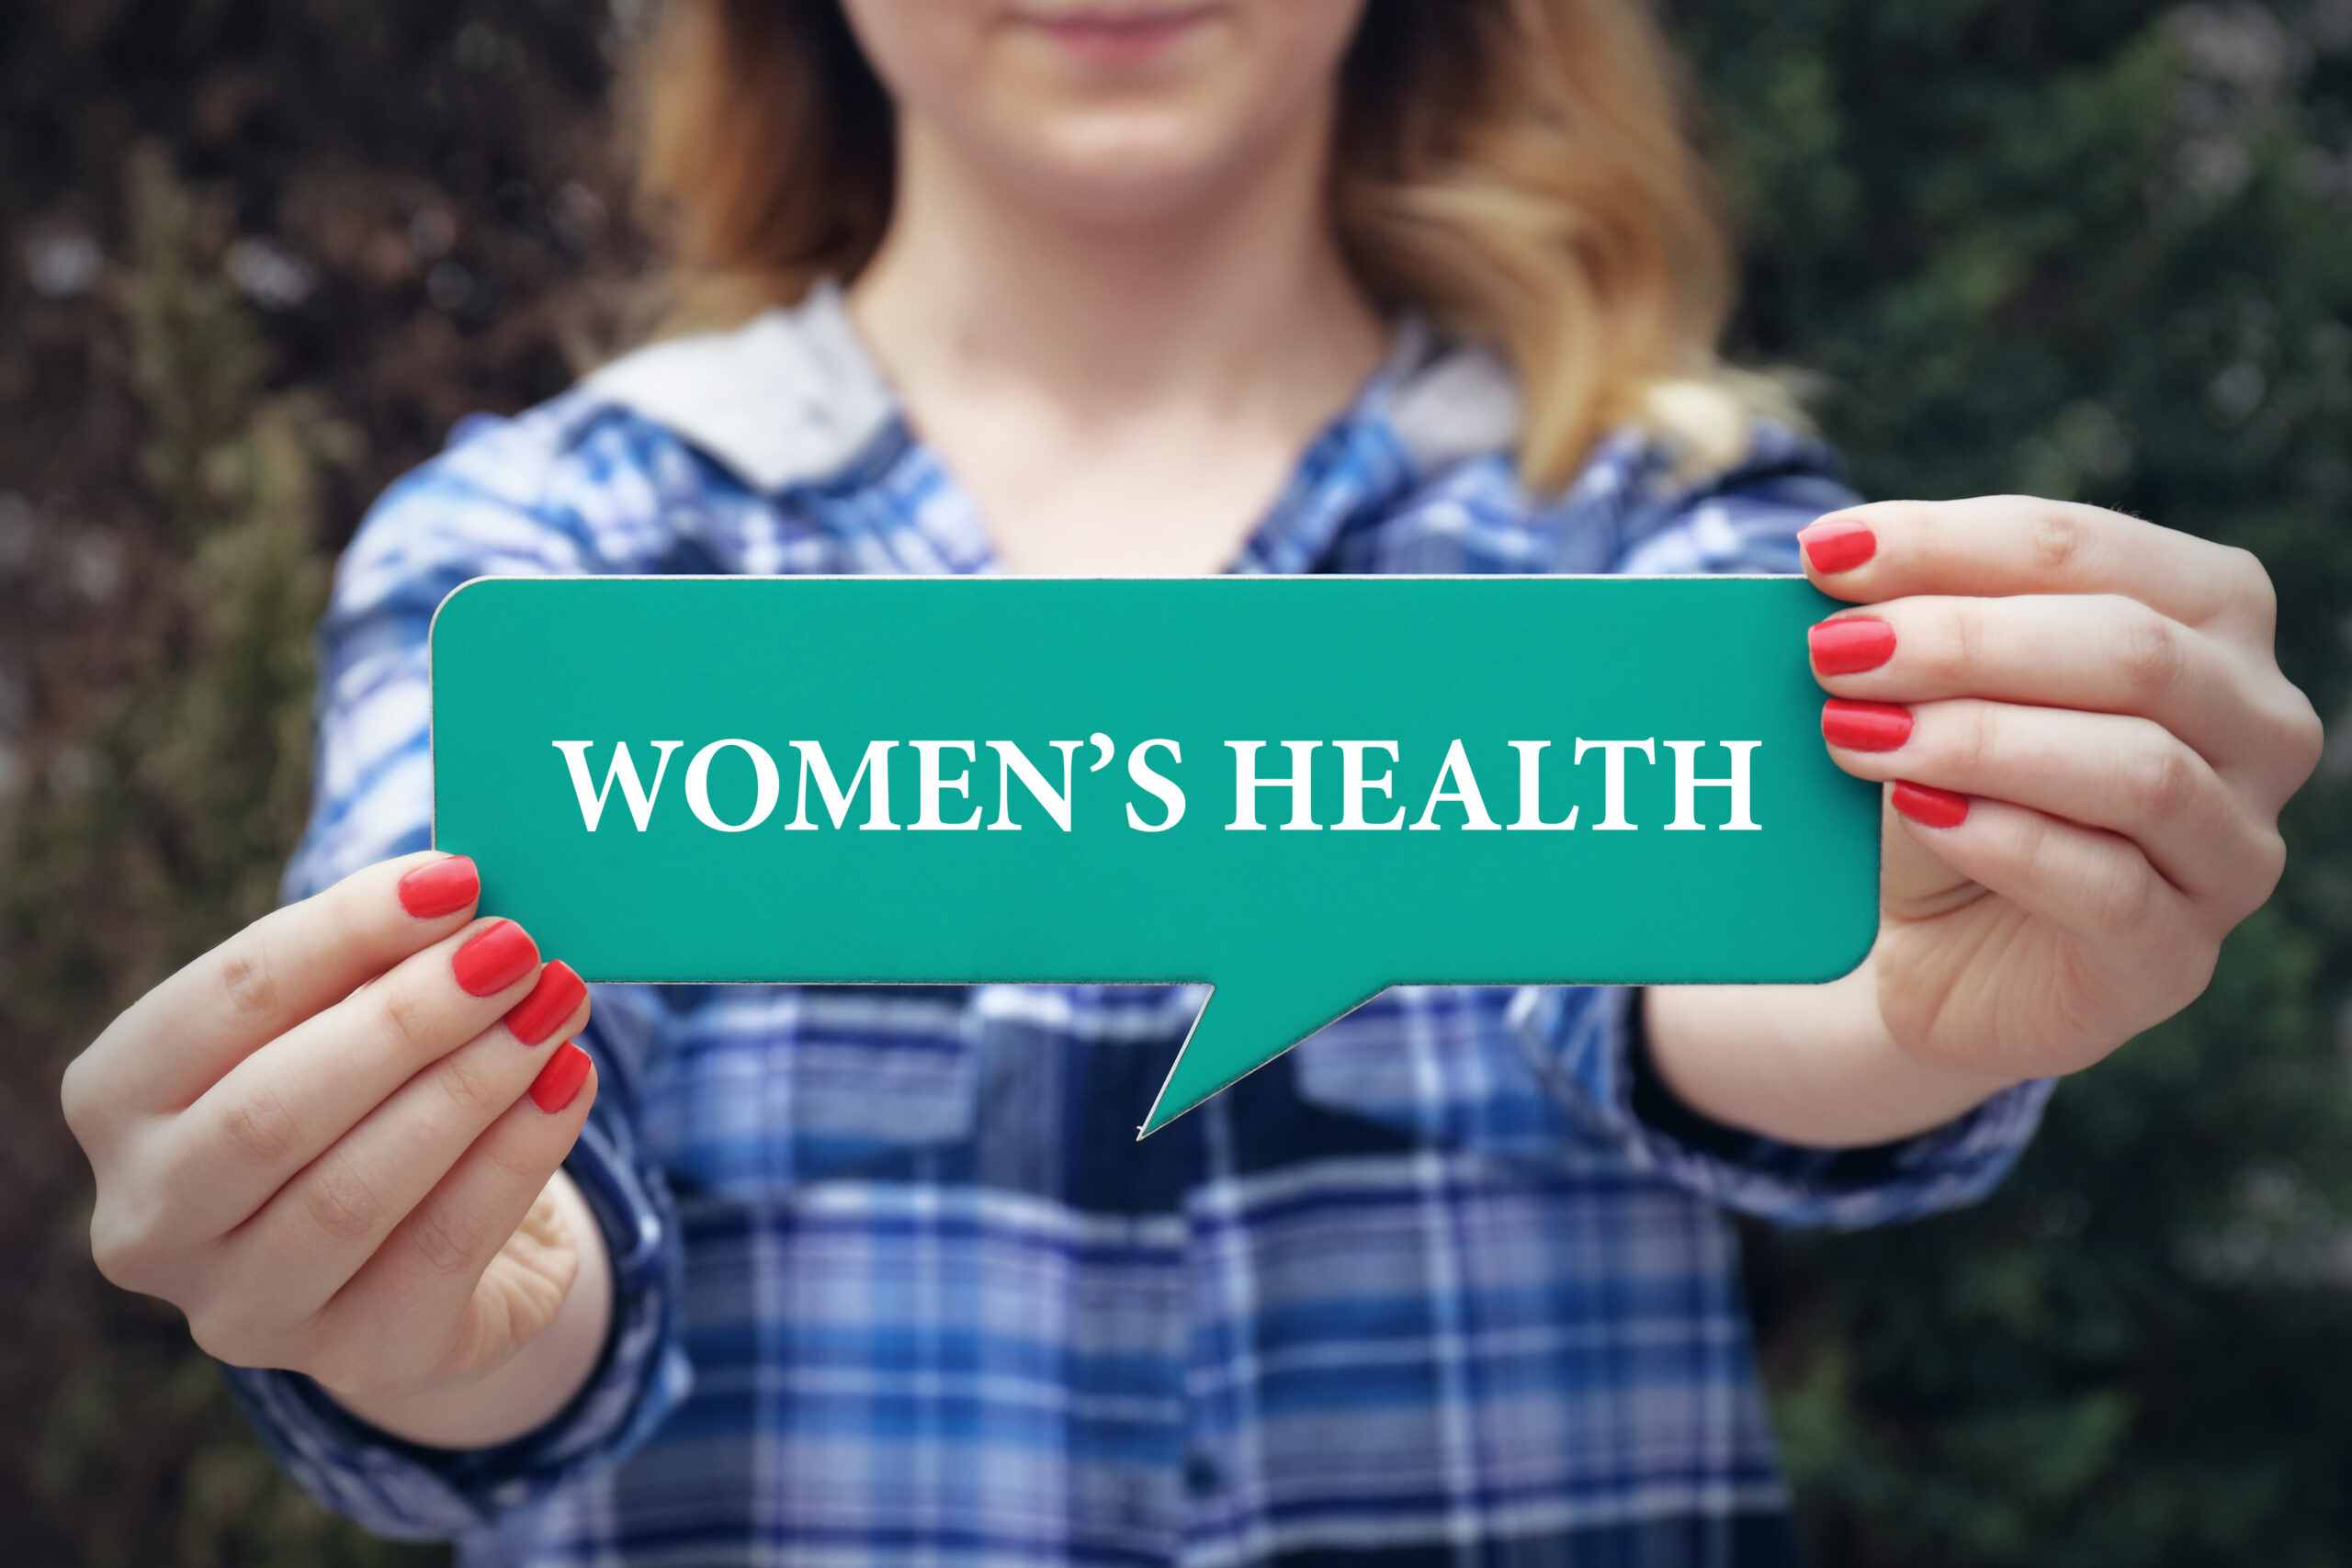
[[580, 280, 1528, 572], [581, 279, 900, 494]]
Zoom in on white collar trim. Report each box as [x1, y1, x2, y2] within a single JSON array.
[[580, 279, 899, 492], [581, 279, 1522, 492]]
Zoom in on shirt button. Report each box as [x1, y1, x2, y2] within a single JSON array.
[[1184, 1450, 1223, 1497]]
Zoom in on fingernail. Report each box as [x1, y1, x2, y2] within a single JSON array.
[[529, 1042, 593, 1113], [452, 919, 537, 997], [505, 961, 587, 1046], [1799, 518, 1877, 575], [1891, 780, 1966, 827], [1892, 780, 1970, 829], [398, 856, 480, 919], [1822, 698, 1914, 751], [1809, 616, 1896, 675]]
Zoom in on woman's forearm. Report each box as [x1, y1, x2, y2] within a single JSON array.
[[327, 1170, 613, 1450], [1643, 955, 2021, 1149]]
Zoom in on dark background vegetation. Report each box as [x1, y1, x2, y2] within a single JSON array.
[[1, 2, 2347, 1563]]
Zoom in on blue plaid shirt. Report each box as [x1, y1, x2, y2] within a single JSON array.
[[226, 287, 2052, 1568]]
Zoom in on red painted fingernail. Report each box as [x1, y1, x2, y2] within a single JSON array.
[[505, 961, 587, 1046], [397, 856, 479, 919], [1892, 780, 1970, 829], [1799, 518, 1877, 574], [452, 919, 537, 997], [1809, 616, 1896, 675], [1822, 698, 1914, 751], [528, 1041, 593, 1113]]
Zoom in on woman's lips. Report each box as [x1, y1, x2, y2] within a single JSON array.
[[1013, 6, 1218, 68]]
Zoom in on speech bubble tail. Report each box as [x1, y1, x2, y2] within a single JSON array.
[[1137, 976, 1384, 1139]]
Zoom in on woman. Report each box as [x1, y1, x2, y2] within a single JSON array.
[[62, 2, 2318, 1564]]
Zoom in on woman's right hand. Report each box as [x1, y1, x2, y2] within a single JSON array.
[[61, 851, 606, 1443]]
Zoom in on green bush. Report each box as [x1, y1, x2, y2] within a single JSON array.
[[2, 146, 422, 1568], [1674, 2, 2352, 1561]]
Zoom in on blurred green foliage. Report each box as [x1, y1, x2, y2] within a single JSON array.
[[2, 3, 635, 1562], [3, 143, 413, 1568], [1, 1, 2348, 1565], [1672, 1, 2352, 1562]]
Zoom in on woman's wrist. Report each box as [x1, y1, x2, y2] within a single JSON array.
[[1642, 960, 2021, 1150], [325, 1169, 613, 1450]]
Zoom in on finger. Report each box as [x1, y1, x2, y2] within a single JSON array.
[[1873, 789, 1979, 919], [311, 1047, 598, 1388], [1822, 697, 2281, 913], [1884, 783, 2204, 954], [212, 967, 592, 1315], [1796, 498, 2277, 644], [1880, 793, 2215, 1061], [1871, 789, 2220, 1072], [157, 920, 551, 1240], [81, 852, 482, 1120], [1807, 594, 2296, 782]]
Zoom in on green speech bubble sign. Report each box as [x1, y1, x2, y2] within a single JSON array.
[[431, 577, 1879, 1134]]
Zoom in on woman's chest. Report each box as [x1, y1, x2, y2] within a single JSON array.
[[628, 981, 1596, 1209]]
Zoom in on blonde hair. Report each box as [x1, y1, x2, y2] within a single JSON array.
[[633, 0, 1783, 490]]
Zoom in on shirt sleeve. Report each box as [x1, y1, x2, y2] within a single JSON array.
[[1511, 422, 2055, 1229], [1512, 985, 2054, 1231], [219, 408, 693, 1537]]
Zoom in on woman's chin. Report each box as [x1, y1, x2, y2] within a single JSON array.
[[972, 109, 1284, 221]]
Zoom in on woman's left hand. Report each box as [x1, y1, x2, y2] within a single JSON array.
[[1800, 497, 2323, 1082]]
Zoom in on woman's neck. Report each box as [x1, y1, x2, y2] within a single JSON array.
[[847, 104, 1387, 574]]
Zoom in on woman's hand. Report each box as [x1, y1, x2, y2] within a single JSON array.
[[1800, 497, 2322, 1082], [1644, 496, 2319, 1148], [60, 852, 610, 1447]]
